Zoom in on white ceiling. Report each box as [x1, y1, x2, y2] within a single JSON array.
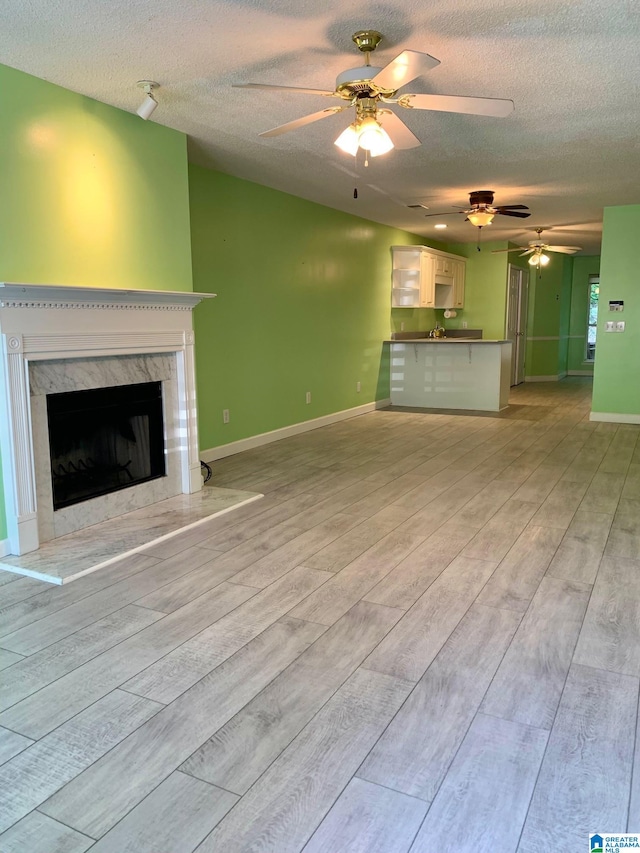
[[2, 0, 638, 254]]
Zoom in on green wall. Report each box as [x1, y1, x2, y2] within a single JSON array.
[[0, 63, 193, 290], [524, 254, 572, 379], [568, 256, 600, 374], [443, 241, 510, 340], [0, 64, 194, 542], [189, 165, 423, 451], [592, 204, 640, 417]]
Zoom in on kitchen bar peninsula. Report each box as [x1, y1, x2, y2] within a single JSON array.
[[387, 338, 512, 412]]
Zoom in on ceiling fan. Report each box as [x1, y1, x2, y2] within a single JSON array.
[[234, 30, 514, 157], [492, 227, 582, 266], [422, 190, 531, 227]]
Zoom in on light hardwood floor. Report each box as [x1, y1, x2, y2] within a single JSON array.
[[1, 377, 639, 852]]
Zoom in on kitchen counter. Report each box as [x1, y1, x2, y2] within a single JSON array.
[[387, 338, 512, 412], [385, 338, 509, 344]]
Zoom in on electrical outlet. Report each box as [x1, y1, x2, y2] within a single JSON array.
[[462, 321, 468, 329], [222, 409, 230, 423], [305, 391, 311, 404], [356, 381, 361, 393], [605, 321, 615, 332], [616, 321, 626, 332]]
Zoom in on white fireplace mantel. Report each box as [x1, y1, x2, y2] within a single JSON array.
[[0, 283, 215, 556]]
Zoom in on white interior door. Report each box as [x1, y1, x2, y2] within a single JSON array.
[[506, 265, 529, 386]]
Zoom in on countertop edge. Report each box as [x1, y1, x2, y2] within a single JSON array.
[[385, 338, 511, 344]]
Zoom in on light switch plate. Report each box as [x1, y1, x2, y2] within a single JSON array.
[[605, 321, 615, 332], [616, 321, 626, 332]]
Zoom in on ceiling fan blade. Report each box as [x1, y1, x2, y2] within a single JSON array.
[[398, 93, 514, 117], [495, 204, 529, 210], [496, 210, 531, 218], [546, 246, 582, 254], [422, 211, 462, 218], [491, 247, 529, 253], [370, 50, 440, 92], [233, 83, 337, 96], [519, 249, 536, 257], [259, 106, 348, 137], [377, 110, 421, 149]]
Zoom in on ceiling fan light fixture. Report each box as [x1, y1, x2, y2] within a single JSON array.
[[467, 210, 495, 227], [334, 116, 394, 157], [529, 251, 550, 266], [356, 116, 394, 156], [334, 124, 360, 156]]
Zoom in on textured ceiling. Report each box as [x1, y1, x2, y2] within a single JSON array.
[[2, 0, 638, 254]]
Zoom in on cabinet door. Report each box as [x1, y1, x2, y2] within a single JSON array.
[[419, 254, 436, 307], [452, 260, 465, 308], [435, 256, 454, 276]]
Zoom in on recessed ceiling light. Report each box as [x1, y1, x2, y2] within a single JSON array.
[[434, 223, 447, 229]]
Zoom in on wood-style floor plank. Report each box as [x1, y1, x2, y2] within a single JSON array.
[[461, 500, 539, 561], [302, 505, 414, 573], [0, 649, 23, 671], [0, 581, 257, 738], [302, 777, 427, 853], [529, 478, 590, 529], [409, 714, 548, 853], [517, 664, 638, 853], [480, 576, 591, 728], [0, 553, 160, 638], [0, 546, 217, 655], [122, 566, 331, 703], [606, 498, 640, 559], [88, 771, 238, 853], [0, 727, 33, 766], [364, 527, 472, 610], [545, 509, 613, 584], [289, 532, 425, 626], [40, 617, 325, 839], [193, 668, 413, 853], [573, 555, 640, 677], [0, 604, 163, 713], [476, 525, 564, 613], [363, 555, 497, 682], [358, 603, 520, 800], [0, 688, 162, 832], [0, 811, 93, 853], [179, 600, 403, 794]]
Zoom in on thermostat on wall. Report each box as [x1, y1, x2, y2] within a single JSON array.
[[609, 300, 624, 311]]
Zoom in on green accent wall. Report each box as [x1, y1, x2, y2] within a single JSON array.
[[0, 63, 193, 290], [592, 204, 640, 416], [443, 241, 510, 340], [524, 255, 572, 378], [189, 165, 423, 451], [568, 256, 600, 374], [0, 63, 193, 542]]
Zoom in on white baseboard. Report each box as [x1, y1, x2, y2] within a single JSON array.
[[524, 375, 561, 382], [568, 370, 594, 376], [590, 412, 640, 424], [0, 539, 9, 558], [202, 399, 392, 462]]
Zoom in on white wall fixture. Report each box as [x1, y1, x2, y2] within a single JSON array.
[[136, 80, 159, 119], [0, 283, 215, 556]]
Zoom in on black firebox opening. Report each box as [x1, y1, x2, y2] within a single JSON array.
[[47, 381, 166, 511]]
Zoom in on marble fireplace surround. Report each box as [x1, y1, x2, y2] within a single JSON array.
[[0, 283, 216, 562]]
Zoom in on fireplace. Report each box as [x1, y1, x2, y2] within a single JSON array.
[[0, 283, 215, 557], [47, 381, 166, 510]]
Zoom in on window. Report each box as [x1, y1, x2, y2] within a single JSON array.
[[586, 276, 599, 361]]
